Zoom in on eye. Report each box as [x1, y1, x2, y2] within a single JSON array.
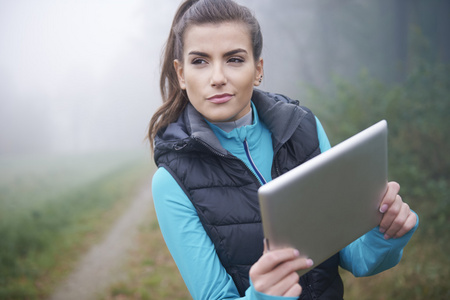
[[228, 57, 245, 64], [191, 58, 207, 65]]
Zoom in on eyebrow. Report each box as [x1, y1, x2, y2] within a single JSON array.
[[188, 48, 248, 57]]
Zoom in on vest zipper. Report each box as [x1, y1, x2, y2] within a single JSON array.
[[243, 139, 267, 185], [273, 155, 281, 178]]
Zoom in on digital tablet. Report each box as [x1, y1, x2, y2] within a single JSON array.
[[258, 120, 388, 276]]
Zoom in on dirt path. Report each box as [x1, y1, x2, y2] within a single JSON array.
[[49, 179, 153, 300]]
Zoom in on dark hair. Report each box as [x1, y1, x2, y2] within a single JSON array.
[[147, 0, 263, 149]]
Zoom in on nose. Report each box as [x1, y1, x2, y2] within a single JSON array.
[[210, 64, 227, 87]]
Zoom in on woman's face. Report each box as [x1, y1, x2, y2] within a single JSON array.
[[174, 22, 263, 123]]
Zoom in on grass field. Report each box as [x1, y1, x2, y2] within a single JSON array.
[[0, 150, 152, 299]]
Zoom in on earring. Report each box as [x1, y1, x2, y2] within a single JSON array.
[[259, 75, 263, 83]]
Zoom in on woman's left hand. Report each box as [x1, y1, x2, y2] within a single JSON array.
[[378, 181, 417, 240]]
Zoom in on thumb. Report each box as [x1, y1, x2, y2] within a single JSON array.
[[263, 238, 270, 254]]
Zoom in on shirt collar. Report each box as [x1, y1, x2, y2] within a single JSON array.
[[206, 102, 263, 148], [209, 107, 253, 133]]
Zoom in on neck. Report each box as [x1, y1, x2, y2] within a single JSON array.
[[210, 108, 253, 133]]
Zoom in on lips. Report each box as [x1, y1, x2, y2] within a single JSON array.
[[207, 93, 233, 104]]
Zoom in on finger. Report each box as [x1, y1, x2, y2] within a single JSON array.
[[384, 202, 410, 238], [269, 257, 313, 283], [379, 182, 400, 213], [251, 256, 312, 294], [252, 248, 300, 275], [265, 270, 300, 296], [379, 194, 403, 232], [257, 257, 311, 296], [393, 211, 417, 238], [283, 282, 302, 298]]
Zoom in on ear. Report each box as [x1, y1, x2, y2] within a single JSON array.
[[253, 57, 264, 86], [173, 59, 186, 90]]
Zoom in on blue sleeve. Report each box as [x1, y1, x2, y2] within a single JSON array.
[[152, 167, 295, 300], [340, 212, 419, 277], [315, 116, 331, 153], [315, 117, 420, 277]]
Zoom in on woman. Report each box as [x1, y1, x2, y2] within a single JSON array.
[[148, 0, 418, 299]]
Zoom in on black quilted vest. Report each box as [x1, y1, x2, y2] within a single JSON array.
[[154, 89, 343, 299]]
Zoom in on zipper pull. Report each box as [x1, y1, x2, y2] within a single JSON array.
[[173, 141, 187, 151]]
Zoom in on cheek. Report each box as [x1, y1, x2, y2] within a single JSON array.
[[183, 73, 201, 95], [184, 79, 205, 106], [238, 71, 258, 89], [229, 67, 254, 82]]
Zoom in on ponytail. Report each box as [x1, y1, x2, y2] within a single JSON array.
[[148, 0, 198, 150]]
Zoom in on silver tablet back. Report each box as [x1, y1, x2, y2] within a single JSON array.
[[258, 120, 388, 275]]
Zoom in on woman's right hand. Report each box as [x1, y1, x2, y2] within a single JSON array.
[[249, 244, 313, 298]]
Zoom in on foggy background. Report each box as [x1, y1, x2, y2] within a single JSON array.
[[0, 0, 177, 155], [1, 1, 449, 299], [1, 0, 448, 156]]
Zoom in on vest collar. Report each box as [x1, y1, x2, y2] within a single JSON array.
[[252, 89, 308, 150], [186, 103, 229, 156]]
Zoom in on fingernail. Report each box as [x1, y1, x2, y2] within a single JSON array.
[[380, 204, 389, 213], [293, 249, 300, 257], [306, 259, 314, 268], [384, 234, 391, 240], [379, 227, 386, 234]]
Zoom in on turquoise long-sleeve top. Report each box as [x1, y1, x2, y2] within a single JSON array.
[[152, 105, 418, 300]]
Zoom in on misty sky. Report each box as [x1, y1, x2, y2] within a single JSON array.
[[2, 0, 443, 155], [0, 0, 344, 155], [0, 0, 180, 155], [0, 0, 319, 155]]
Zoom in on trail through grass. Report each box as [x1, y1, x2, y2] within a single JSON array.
[[102, 210, 191, 300], [0, 150, 152, 299]]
